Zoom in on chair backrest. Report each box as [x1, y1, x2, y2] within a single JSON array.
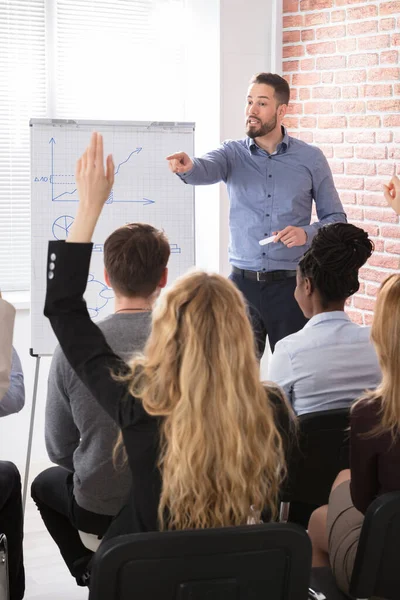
[[350, 491, 400, 600], [283, 408, 350, 506], [89, 523, 311, 600]]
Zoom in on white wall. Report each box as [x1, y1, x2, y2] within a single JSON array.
[[0, 0, 281, 478]]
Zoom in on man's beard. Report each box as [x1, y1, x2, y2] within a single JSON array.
[[246, 113, 278, 139]]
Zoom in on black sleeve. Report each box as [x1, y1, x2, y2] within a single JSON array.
[[44, 240, 144, 428]]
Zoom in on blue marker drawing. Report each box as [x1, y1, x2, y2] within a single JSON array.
[[170, 244, 182, 254], [52, 215, 75, 240], [85, 274, 114, 319], [47, 141, 154, 205]]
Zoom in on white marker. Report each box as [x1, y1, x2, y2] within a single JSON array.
[[259, 235, 275, 246]]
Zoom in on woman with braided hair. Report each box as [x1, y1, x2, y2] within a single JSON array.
[[268, 222, 381, 416]]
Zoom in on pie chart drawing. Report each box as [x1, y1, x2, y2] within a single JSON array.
[[52, 215, 75, 240]]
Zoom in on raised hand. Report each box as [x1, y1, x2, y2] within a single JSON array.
[[67, 132, 114, 243], [384, 175, 400, 216], [166, 151, 194, 174]]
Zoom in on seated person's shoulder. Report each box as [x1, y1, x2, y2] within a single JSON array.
[[351, 396, 382, 431]]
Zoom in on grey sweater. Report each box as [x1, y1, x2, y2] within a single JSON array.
[[45, 312, 152, 515]]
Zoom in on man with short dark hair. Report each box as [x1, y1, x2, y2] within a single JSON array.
[[167, 72, 346, 354], [31, 223, 170, 586]]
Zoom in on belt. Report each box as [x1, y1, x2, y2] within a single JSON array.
[[232, 266, 297, 282]]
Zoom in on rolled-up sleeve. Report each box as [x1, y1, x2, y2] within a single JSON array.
[[0, 348, 25, 417], [303, 149, 347, 242]]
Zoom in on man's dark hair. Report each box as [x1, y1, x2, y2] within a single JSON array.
[[104, 223, 170, 298], [250, 73, 290, 106]]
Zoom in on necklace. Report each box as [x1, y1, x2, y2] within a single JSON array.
[[115, 308, 151, 314]]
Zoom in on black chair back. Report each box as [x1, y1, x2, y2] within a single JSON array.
[[350, 491, 400, 599], [89, 523, 311, 600], [283, 408, 350, 507]]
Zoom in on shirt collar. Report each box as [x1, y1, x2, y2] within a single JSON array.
[[303, 311, 352, 329], [246, 125, 289, 155]]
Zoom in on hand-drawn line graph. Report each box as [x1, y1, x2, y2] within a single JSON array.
[[85, 274, 114, 319], [47, 138, 155, 206]]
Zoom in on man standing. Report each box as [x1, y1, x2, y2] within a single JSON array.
[[167, 72, 346, 354]]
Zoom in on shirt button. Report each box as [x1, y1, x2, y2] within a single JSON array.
[[269, 174, 272, 178], [265, 213, 270, 217], [263, 252, 266, 256], [262, 268, 266, 271], [48, 271, 54, 280], [268, 156, 272, 159], [268, 194, 271, 198], [50, 253, 56, 261]]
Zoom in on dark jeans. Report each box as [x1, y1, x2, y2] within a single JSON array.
[[31, 466, 113, 585], [230, 271, 308, 355], [0, 461, 24, 600]]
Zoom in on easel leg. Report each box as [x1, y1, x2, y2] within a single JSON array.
[[22, 355, 41, 512]]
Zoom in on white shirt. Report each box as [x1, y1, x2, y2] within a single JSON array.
[[267, 311, 381, 416]]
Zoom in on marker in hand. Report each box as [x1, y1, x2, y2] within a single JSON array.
[[259, 235, 276, 246]]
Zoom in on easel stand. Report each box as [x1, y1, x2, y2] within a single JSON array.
[[22, 352, 42, 512]]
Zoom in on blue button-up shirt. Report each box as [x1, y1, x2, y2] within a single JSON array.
[[180, 128, 347, 271], [267, 311, 381, 416]]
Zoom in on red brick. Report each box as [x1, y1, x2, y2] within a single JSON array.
[[283, 60, 299, 72], [316, 25, 346, 39], [368, 67, 400, 81], [340, 192, 357, 204], [283, 30, 301, 43], [353, 296, 377, 311], [383, 115, 400, 127], [342, 86, 359, 99], [362, 84, 393, 97], [306, 41, 336, 55], [283, 0, 299, 12], [385, 241, 400, 254], [335, 100, 365, 113], [377, 163, 396, 176], [312, 86, 341, 99], [286, 103, 303, 115], [358, 282, 366, 294], [369, 239, 385, 253], [347, 5, 377, 20], [300, 0, 332, 9], [335, 69, 366, 84], [395, 84, 400, 96], [365, 283, 381, 297], [336, 0, 367, 4], [363, 312, 374, 326], [348, 53, 378, 67], [290, 132, 300, 139], [358, 35, 390, 50], [301, 29, 315, 41], [346, 162, 376, 176], [380, 1, 400, 15], [376, 131, 393, 143], [319, 145, 333, 158], [380, 50, 399, 64], [292, 72, 320, 85], [346, 309, 364, 325], [322, 72, 334, 83], [314, 131, 344, 143], [353, 222, 380, 237], [304, 12, 329, 26], [356, 146, 386, 160], [395, 132, 400, 143], [299, 87, 311, 100], [304, 101, 333, 114], [348, 21, 377, 36], [349, 115, 381, 127], [283, 74, 292, 84], [300, 116, 317, 127], [357, 193, 388, 207], [334, 176, 364, 190], [283, 44, 305, 58], [365, 179, 388, 192], [299, 131, 314, 143], [368, 254, 400, 269], [282, 116, 299, 129], [366, 208, 398, 224], [328, 161, 344, 174], [389, 149, 400, 160], [345, 206, 363, 219], [380, 18, 396, 31], [291, 88, 299, 100], [337, 38, 357, 52], [360, 268, 391, 283], [346, 131, 375, 144], [283, 15, 304, 27], [367, 99, 400, 112], [381, 226, 400, 238], [301, 58, 315, 70], [331, 10, 345, 22], [318, 116, 347, 128], [316, 55, 346, 69], [334, 146, 354, 158], [392, 33, 400, 46]]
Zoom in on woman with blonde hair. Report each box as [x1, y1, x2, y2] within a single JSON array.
[[44, 133, 292, 539], [308, 272, 400, 596]]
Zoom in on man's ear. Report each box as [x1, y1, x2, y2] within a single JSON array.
[[104, 268, 111, 288], [278, 103, 288, 121], [304, 276, 313, 296], [158, 267, 168, 289]]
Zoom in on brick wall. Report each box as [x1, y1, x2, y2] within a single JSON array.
[[282, 0, 400, 325]]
